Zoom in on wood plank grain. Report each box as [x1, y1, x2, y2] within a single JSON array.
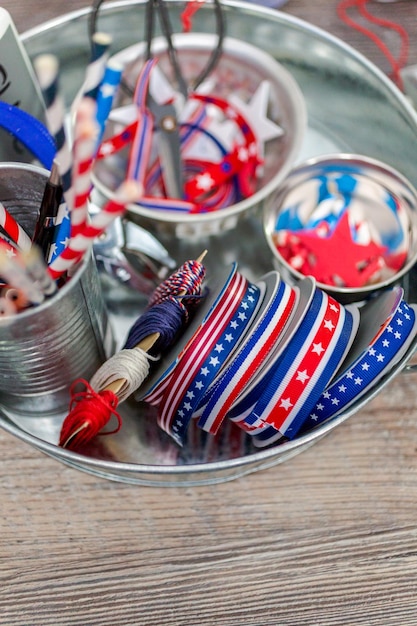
[[1, 1, 417, 624]]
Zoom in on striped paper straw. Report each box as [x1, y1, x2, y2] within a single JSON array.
[[0, 296, 17, 318], [48, 180, 143, 280], [33, 54, 73, 263], [0, 237, 19, 258], [22, 246, 58, 298], [33, 54, 72, 200], [0, 201, 32, 251], [72, 32, 113, 110], [70, 99, 100, 237]]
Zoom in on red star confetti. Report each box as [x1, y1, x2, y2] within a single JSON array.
[[275, 211, 390, 288]]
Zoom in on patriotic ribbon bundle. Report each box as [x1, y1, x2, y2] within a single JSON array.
[[94, 53, 284, 215], [300, 286, 417, 436], [138, 262, 417, 447]]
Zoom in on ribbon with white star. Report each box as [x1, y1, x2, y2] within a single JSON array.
[[141, 264, 240, 405], [159, 276, 261, 444], [245, 287, 359, 442], [98, 81, 263, 213], [301, 292, 417, 434], [196, 272, 297, 435]]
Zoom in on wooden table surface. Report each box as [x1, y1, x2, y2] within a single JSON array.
[[2, 1, 417, 624]]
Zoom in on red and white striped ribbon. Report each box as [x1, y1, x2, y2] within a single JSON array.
[[197, 272, 297, 435], [156, 272, 256, 436], [246, 289, 357, 438]]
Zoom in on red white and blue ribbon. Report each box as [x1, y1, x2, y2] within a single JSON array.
[[159, 278, 261, 444], [127, 59, 157, 185], [97, 66, 263, 214], [141, 264, 240, 405], [300, 289, 417, 434], [196, 272, 297, 435], [241, 288, 358, 442]]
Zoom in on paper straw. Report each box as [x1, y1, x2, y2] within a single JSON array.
[[0, 201, 32, 251], [0, 237, 18, 258], [72, 32, 113, 111], [70, 99, 100, 237], [95, 59, 123, 148], [0, 242, 44, 305], [21, 246, 58, 297], [0, 296, 17, 318], [33, 54, 72, 199], [33, 54, 72, 262], [48, 180, 143, 280]]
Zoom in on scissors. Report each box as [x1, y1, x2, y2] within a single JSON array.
[[89, 0, 225, 97], [89, 0, 225, 198]]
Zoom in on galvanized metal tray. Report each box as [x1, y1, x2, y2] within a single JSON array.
[[1, 0, 417, 485]]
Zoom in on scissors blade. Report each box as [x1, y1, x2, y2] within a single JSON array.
[[148, 96, 184, 199]]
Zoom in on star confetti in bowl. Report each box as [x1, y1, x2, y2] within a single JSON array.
[[91, 33, 307, 240], [263, 154, 417, 304]]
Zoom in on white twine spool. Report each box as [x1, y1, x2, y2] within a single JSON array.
[[90, 348, 159, 403]]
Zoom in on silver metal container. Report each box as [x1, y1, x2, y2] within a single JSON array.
[[91, 33, 307, 239], [0, 1, 415, 485], [0, 163, 113, 417], [263, 154, 417, 304]]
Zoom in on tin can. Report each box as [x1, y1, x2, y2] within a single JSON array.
[[0, 163, 113, 417]]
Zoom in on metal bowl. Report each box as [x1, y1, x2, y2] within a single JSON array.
[[91, 33, 307, 239], [1, 0, 416, 485], [263, 154, 417, 304]]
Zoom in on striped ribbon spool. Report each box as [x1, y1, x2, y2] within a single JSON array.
[[240, 287, 359, 443], [140, 264, 245, 406], [157, 276, 262, 444], [300, 287, 417, 435], [196, 271, 298, 435], [226, 275, 318, 426]]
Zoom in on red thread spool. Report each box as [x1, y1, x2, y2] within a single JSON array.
[[59, 380, 121, 450]]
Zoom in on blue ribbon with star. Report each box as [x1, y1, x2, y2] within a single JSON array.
[[234, 288, 357, 442], [196, 274, 296, 435], [300, 297, 417, 434], [169, 281, 261, 445]]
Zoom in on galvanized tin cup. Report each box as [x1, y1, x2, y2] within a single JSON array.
[[0, 163, 113, 417], [91, 33, 307, 240], [263, 154, 417, 304]]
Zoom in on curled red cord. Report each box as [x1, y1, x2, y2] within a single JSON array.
[[337, 0, 409, 90], [181, 0, 204, 32]]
